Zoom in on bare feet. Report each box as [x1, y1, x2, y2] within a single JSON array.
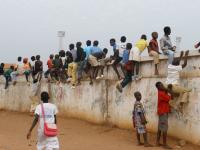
[[144, 143, 153, 147], [137, 142, 144, 146], [163, 144, 173, 149]]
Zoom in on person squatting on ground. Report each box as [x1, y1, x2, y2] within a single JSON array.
[[110, 37, 126, 80], [27, 91, 59, 150], [132, 91, 152, 147], [116, 43, 133, 93], [160, 26, 176, 64], [148, 32, 161, 75], [155, 82, 173, 149], [129, 34, 148, 80], [165, 50, 191, 112]]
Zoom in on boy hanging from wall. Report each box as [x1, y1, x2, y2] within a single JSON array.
[[165, 50, 191, 112], [132, 91, 152, 147], [4, 65, 14, 89], [34, 55, 43, 82]]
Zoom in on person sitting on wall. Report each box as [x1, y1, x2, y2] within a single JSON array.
[[165, 50, 192, 112], [116, 43, 133, 93], [132, 91, 153, 147], [34, 55, 43, 82], [129, 34, 148, 80], [160, 26, 176, 64], [23, 57, 31, 85], [4, 65, 14, 89], [52, 54, 63, 82], [44, 54, 54, 81], [148, 32, 162, 75], [155, 81, 173, 149], [59, 50, 67, 82], [0, 63, 4, 76]]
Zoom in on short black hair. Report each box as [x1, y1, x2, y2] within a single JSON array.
[[172, 58, 180, 66], [18, 57, 22, 62], [59, 50, 65, 57], [134, 91, 141, 98], [69, 44, 75, 50], [110, 38, 116, 43], [141, 34, 147, 40], [36, 55, 40, 60], [103, 48, 108, 54], [120, 36, 126, 42], [50, 54, 54, 59], [41, 91, 49, 103], [86, 40, 91, 46], [76, 42, 82, 48], [93, 40, 99, 46], [66, 51, 71, 56], [10, 65, 14, 70], [155, 81, 162, 89], [55, 54, 59, 59], [126, 43, 132, 50], [164, 26, 171, 34], [1, 63, 4, 67], [33, 79, 38, 84], [31, 56, 35, 61]]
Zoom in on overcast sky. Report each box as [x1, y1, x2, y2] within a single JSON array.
[[0, 0, 200, 63]]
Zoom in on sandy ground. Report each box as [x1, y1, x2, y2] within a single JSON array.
[[0, 111, 199, 150]]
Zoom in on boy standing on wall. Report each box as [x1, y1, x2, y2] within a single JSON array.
[[132, 91, 152, 147], [155, 82, 172, 149]]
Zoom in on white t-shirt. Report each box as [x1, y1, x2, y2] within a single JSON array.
[[17, 62, 24, 74], [35, 103, 58, 131], [166, 64, 182, 85], [117, 42, 126, 57]]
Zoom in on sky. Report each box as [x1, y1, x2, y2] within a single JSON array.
[[0, 0, 200, 63]]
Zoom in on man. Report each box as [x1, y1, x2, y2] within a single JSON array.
[[148, 32, 161, 75], [116, 43, 132, 93], [44, 54, 54, 80], [52, 54, 62, 82], [34, 55, 43, 82], [76, 42, 86, 85], [160, 26, 176, 64], [166, 50, 191, 111], [129, 35, 148, 80], [110, 37, 126, 80], [155, 82, 172, 149], [67, 44, 78, 89], [30, 56, 36, 80]]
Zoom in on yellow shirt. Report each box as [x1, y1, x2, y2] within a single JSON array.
[[135, 39, 148, 52]]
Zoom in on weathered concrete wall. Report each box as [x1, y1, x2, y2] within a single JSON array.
[[0, 50, 200, 145]]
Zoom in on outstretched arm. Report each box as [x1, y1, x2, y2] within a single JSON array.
[[27, 114, 39, 139], [182, 50, 189, 68]]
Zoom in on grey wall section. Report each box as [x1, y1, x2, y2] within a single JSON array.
[[0, 50, 200, 145]]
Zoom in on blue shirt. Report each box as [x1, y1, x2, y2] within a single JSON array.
[[122, 49, 129, 64], [91, 46, 102, 55], [112, 44, 117, 53], [84, 46, 92, 59]]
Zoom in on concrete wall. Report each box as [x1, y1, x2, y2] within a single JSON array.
[[0, 50, 200, 145]]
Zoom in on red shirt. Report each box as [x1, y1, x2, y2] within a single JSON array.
[[47, 59, 53, 69], [157, 90, 171, 115], [149, 39, 159, 53]]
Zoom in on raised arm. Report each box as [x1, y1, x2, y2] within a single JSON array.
[[182, 50, 189, 68]]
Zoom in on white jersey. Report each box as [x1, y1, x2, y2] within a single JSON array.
[[117, 42, 126, 57], [166, 64, 182, 85]]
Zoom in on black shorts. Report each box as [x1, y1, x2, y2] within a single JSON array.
[[113, 56, 122, 65]]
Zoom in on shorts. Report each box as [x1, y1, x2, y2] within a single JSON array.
[[88, 55, 99, 67], [113, 56, 122, 65], [136, 125, 146, 134], [158, 113, 168, 132], [129, 47, 141, 62]]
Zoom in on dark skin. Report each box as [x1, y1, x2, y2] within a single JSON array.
[[134, 92, 152, 147], [26, 101, 57, 140], [156, 83, 173, 149]]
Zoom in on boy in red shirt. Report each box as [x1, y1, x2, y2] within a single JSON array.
[[155, 81, 172, 149]]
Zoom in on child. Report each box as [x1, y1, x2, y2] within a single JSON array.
[[132, 91, 152, 147], [4, 65, 14, 89], [148, 32, 161, 75], [34, 55, 43, 82], [44, 54, 54, 80], [30, 56, 36, 80], [129, 35, 148, 80], [23, 58, 31, 84], [116, 43, 132, 93], [27, 91, 59, 150], [155, 82, 172, 149]]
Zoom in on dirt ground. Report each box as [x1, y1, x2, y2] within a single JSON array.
[[0, 111, 199, 150]]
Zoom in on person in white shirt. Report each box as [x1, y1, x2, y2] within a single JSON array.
[[165, 50, 191, 111], [27, 91, 59, 150]]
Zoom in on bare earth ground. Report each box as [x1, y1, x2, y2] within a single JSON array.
[[0, 111, 199, 150]]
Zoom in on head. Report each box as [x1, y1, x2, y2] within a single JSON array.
[[36, 55, 40, 60], [110, 38, 116, 46], [172, 58, 180, 66], [93, 40, 99, 46], [155, 81, 165, 91], [33, 79, 38, 84], [41, 91, 49, 103], [23, 58, 28, 64], [134, 91, 142, 101], [69, 44, 75, 50], [1, 63, 4, 68], [103, 48, 108, 55], [31, 56, 35, 61], [164, 26, 171, 35], [50, 54, 54, 59], [86, 40, 91, 47], [126, 43, 132, 50], [66, 51, 71, 57], [120, 36, 126, 43], [59, 50, 65, 57], [18, 56, 22, 62], [55, 54, 59, 59], [152, 32, 158, 39], [76, 42, 82, 48], [10, 65, 14, 71], [141, 34, 147, 40]]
